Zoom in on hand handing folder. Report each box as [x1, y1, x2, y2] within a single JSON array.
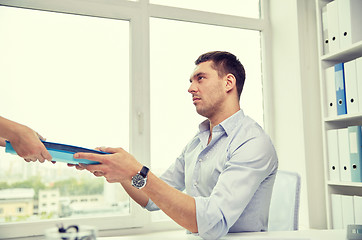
[[5, 140, 108, 164]]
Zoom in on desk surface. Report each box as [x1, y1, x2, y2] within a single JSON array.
[[98, 229, 346, 240]]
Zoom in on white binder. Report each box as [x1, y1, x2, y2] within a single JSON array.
[[327, 129, 340, 181], [344, 60, 359, 114], [331, 194, 343, 229], [338, 128, 351, 182], [327, 0, 340, 53], [337, 0, 362, 49], [342, 195, 355, 227], [354, 195, 362, 224], [321, 6, 329, 55], [357, 57, 362, 113], [325, 66, 337, 117]]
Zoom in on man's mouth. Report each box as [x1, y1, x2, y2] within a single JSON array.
[[192, 97, 201, 104]]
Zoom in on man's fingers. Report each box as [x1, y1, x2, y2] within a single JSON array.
[[98, 146, 120, 154], [74, 152, 104, 163]]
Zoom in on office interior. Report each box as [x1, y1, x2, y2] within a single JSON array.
[[0, 0, 361, 239]]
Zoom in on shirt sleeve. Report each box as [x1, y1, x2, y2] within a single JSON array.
[[194, 134, 278, 239], [145, 149, 187, 212]]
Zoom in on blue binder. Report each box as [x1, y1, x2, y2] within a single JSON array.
[[348, 126, 362, 182], [5, 140, 108, 164], [335, 63, 347, 115]]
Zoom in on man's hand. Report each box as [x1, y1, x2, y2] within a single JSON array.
[[73, 147, 142, 183]]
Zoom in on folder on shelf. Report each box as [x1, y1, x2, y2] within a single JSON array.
[[327, 0, 340, 53], [337, 0, 362, 49], [348, 126, 362, 182], [321, 6, 329, 55], [357, 57, 362, 113], [344, 60, 359, 114], [354, 195, 362, 225], [342, 195, 355, 227], [325, 66, 337, 117], [327, 129, 340, 181], [335, 63, 347, 115], [331, 194, 343, 229], [338, 128, 352, 182]]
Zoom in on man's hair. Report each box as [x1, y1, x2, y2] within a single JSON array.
[[195, 51, 246, 99]]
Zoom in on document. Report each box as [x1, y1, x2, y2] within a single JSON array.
[[327, 1, 340, 53], [338, 0, 362, 49], [325, 66, 337, 117], [338, 128, 351, 182], [335, 63, 347, 115], [344, 60, 359, 114], [327, 129, 340, 181], [348, 126, 362, 182]]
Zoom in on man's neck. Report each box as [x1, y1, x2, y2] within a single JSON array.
[[208, 106, 240, 131], [207, 106, 240, 144]]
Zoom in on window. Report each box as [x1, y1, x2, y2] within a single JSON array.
[[0, 5, 134, 238], [150, 0, 260, 18], [150, 17, 263, 222], [0, 0, 268, 238], [150, 18, 263, 175], [17, 207, 23, 214]]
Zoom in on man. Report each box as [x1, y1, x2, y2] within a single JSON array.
[[0, 116, 52, 162], [74, 51, 278, 239]]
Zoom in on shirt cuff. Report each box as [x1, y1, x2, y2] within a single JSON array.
[[194, 196, 228, 240], [144, 198, 160, 211]]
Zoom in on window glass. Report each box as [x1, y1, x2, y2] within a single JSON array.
[[150, 18, 263, 219], [150, 0, 260, 18], [150, 17, 263, 174], [0, 6, 130, 223]]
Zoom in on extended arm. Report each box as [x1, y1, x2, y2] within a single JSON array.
[[74, 147, 198, 233], [0, 116, 52, 162]]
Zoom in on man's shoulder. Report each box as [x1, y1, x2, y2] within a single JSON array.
[[228, 116, 275, 154]]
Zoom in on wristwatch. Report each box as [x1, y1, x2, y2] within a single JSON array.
[[131, 166, 149, 189]]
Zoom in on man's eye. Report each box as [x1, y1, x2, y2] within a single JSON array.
[[198, 76, 204, 81]]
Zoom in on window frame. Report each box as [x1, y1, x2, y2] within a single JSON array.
[[0, 0, 273, 238]]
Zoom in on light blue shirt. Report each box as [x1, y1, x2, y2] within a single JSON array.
[[145, 110, 278, 239]]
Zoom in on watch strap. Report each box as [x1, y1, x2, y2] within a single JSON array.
[[139, 166, 149, 178]]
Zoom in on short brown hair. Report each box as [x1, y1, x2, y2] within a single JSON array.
[[195, 51, 246, 98]]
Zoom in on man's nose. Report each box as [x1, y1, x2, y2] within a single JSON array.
[[188, 81, 197, 93]]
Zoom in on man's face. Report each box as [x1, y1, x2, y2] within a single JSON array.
[[188, 61, 226, 119]]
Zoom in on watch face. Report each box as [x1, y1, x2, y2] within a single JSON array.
[[132, 174, 146, 188]]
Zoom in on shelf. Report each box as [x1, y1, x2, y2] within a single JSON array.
[[324, 113, 362, 123], [328, 181, 362, 187], [321, 41, 362, 62]]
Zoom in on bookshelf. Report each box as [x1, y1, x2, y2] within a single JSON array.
[[315, 0, 362, 229]]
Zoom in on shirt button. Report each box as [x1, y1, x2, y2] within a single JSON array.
[[193, 182, 198, 187], [198, 158, 203, 162]]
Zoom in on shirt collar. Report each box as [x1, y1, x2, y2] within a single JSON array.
[[198, 109, 245, 136]]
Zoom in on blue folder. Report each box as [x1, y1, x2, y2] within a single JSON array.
[[335, 63, 347, 115], [348, 126, 362, 182], [5, 140, 108, 164]]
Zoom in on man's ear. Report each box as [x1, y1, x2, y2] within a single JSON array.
[[225, 73, 236, 93]]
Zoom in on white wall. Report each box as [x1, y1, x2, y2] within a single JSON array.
[[268, 0, 326, 229]]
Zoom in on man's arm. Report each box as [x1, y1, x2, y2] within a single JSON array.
[[74, 147, 198, 233], [142, 172, 197, 232], [120, 181, 149, 207]]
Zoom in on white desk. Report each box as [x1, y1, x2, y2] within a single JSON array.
[[98, 229, 346, 240]]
